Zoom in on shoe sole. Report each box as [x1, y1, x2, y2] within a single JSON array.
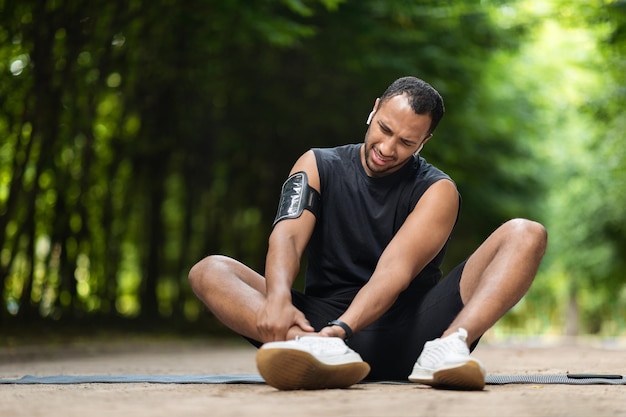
[[409, 361, 485, 391], [256, 348, 371, 390]]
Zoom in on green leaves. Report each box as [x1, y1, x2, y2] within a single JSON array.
[[1, 0, 624, 335]]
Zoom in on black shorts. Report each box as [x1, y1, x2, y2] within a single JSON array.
[[249, 261, 475, 381]]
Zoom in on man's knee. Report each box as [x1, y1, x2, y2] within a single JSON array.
[[188, 254, 229, 292], [502, 218, 548, 254]]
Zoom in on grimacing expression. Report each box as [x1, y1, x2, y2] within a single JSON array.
[[361, 94, 433, 178]]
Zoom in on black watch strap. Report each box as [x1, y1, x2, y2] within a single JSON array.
[[327, 319, 353, 341]]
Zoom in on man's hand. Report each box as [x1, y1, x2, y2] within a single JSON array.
[[256, 298, 314, 342], [318, 325, 346, 340]]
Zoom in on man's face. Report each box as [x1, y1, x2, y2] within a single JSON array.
[[361, 94, 433, 178]]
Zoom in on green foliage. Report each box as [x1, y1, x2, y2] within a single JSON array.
[[492, 0, 626, 335], [0, 0, 624, 336]]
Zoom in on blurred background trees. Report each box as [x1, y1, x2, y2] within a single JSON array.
[[1, 0, 624, 337]]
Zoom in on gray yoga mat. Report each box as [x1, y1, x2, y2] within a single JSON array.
[[1, 374, 624, 385]]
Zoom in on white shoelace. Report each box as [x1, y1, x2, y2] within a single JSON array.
[[295, 336, 348, 355], [419, 330, 469, 368]]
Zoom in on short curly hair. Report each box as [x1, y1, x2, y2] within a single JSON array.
[[379, 76, 445, 134]]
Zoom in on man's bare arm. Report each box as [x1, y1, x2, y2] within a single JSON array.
[[256, 150, 319, 341]]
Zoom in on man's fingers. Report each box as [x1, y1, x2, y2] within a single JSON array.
[[318, 327, 333, 337], [295, 315, 314, 331]]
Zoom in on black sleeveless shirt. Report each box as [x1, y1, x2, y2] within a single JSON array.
[[306, 144, 456, 305]]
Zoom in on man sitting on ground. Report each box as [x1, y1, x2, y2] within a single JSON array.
[[189, 76, 547, 390]]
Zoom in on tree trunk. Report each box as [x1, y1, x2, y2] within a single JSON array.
[[565, 287, 579, 336]]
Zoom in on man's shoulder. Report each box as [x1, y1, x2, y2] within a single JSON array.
[[313, 143, 359, 159], [415, 155, 452, 182], [313, 144, 361, 189]]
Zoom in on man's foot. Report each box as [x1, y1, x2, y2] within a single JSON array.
[[408, 328, 486, 390], [256, 336, 370, 390]]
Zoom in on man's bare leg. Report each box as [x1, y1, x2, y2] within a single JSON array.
[[445, 218, 548, 343], [190, 254, 319, 344], [188, 255, 269, 341], [409, 218, 547, 389]]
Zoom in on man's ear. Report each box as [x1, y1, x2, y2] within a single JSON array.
[[415, 133, 433, 154], [366, 98, 380, 125]]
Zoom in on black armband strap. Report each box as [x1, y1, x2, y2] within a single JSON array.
[[327, 319, 353, 341], [273, 171, 321, 227]]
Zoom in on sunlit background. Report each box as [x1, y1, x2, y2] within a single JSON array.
[[1, 0, 624, 339]]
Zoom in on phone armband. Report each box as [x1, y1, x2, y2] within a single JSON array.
[[273, 171, 321, 226]]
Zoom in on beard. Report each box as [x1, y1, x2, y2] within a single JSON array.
[[364, 145, 394, 176], [362, 136, 413, 177]]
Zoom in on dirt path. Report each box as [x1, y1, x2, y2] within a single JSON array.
[[1, 335, 624, 417]]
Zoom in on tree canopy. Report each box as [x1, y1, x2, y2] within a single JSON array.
[[1, 0, 624, 336]]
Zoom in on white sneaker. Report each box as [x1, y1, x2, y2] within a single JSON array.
[[256, 336, 370, 390], [408, 328, 486, 390]]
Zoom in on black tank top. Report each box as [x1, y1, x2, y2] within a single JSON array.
[[306, 144, 456, 304]]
